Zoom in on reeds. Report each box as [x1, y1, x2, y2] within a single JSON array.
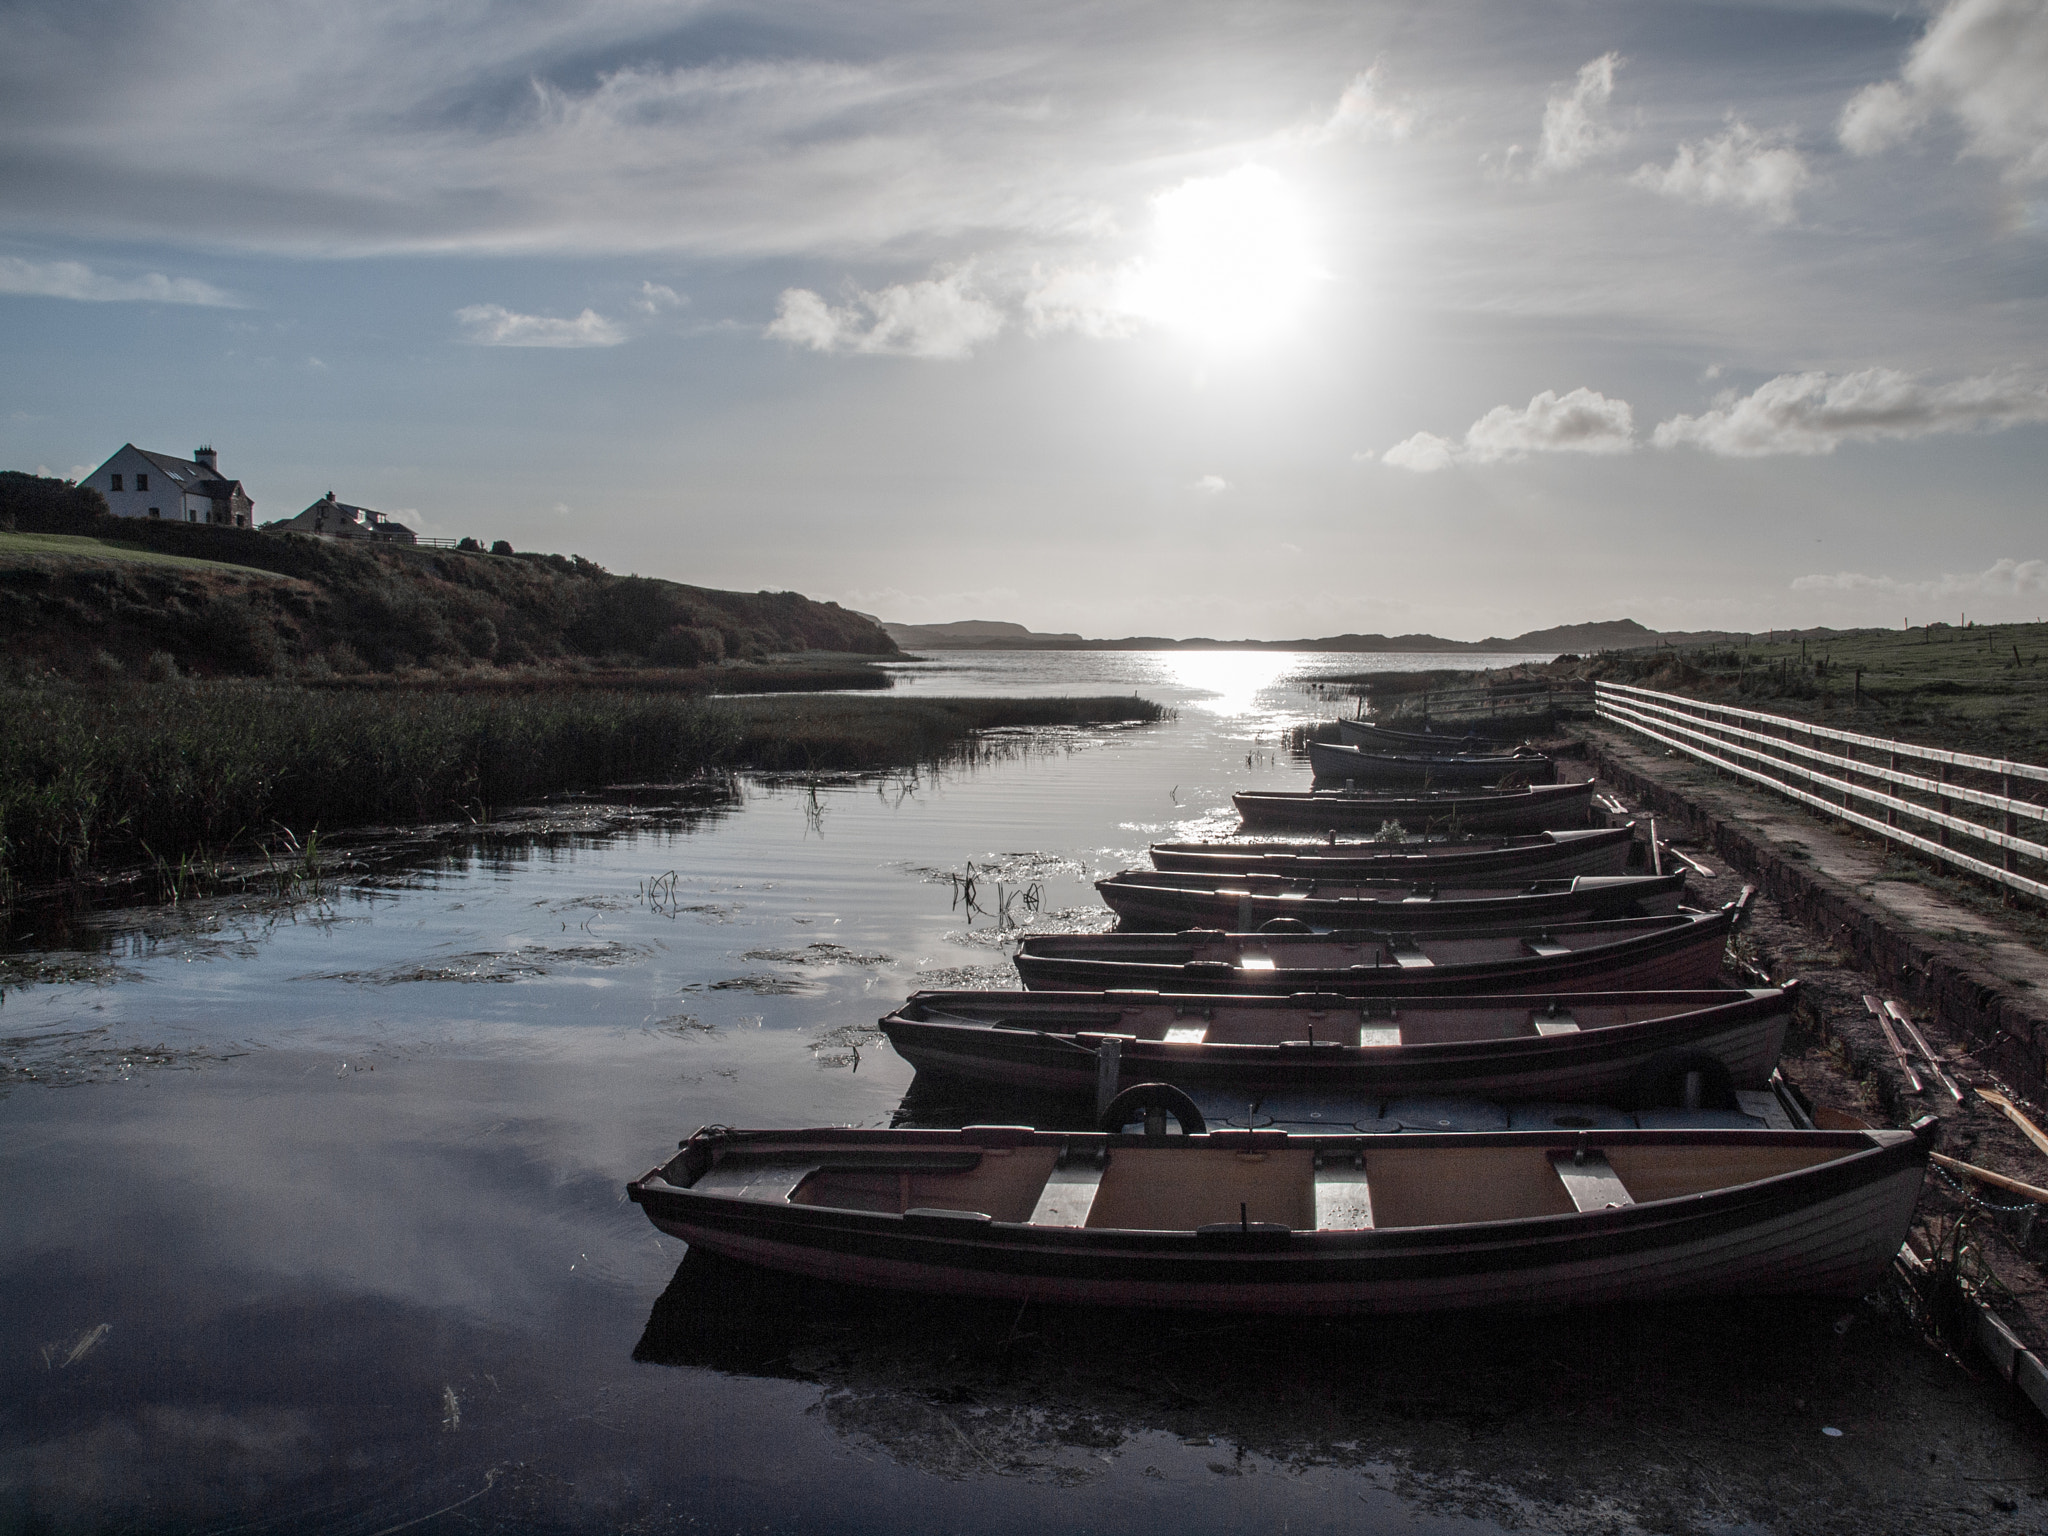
[[0, 679, 1163, 903]]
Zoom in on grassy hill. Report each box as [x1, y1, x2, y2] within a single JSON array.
[[0, 501, 893, 679]]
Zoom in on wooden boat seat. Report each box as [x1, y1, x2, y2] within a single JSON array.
[[1029, 1151, 1107, 1226], [1388, 945, 1435, 969], [1162, 1024, 1210, 1043], [1524, 938, 1574, 958], [1358, 1024, 1403, 1047], [1314, 1153, 1374, 1229], [790, 1147, 1059, 1222], [1549, 1149, 1634, 1211]]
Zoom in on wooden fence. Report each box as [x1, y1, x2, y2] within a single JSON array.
[[1594, 680, 2048, 903]]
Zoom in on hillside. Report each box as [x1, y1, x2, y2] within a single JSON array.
[[0, 478, 894, 677], [882, 615, 1669, 653]]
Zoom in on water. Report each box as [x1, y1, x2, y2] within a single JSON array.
[[8, 648, 1947, 1534]]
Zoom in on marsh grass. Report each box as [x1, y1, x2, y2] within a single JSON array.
[[0, 680, 1163, 903]]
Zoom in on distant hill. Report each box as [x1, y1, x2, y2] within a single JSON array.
[[884, 616, 1681, 654], [0, 474, 895, 677]]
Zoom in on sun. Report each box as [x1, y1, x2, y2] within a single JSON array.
[[1121, 165, 1322, 349]]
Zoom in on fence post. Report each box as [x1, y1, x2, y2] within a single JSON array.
[[1938, 763, 1952, 849], [1886, 748, 1898, 829], [2005, 772, 2019, 876]]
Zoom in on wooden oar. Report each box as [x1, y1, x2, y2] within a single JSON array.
[[1883, 1000, 1964, 1102], [1978, 1089, 2048, 1161], [1862, 994, 1923, 1094], [1932, 1153, 2048, 1206]]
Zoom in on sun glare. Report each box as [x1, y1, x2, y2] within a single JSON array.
[[1124, 166, 1321, 349]]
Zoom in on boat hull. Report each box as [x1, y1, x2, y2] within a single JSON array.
[[1095, 872, 1687, 932], [1234, 781, 1596, 834], [629, 1124, 1931, 1316], [879, 986, 1791, 1099], [1014, 903, 1743, 994], [1307, 739, 1558, 787], [1148, 826, 1637, 881]]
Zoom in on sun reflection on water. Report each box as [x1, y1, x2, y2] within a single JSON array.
[[1161, 650, 1303, 720]]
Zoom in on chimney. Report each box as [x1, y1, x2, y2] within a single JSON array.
[[194, 445, 218, 471]]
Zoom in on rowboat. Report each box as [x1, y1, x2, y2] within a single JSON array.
[[1095, 871, 1687, 932], [1234, 781, 1596, 834], [1013, 893, 1750, 995], [878, 984, 1792, 1103], [1333, 717, 1521, 753], [627, 1119, 1934, 1314], [1306, 738, 1557, 787], [1148, 825, 1637, 882]]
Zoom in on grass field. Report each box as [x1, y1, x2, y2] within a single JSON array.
[[1591, 620, 2048, 763], [0, 529, 290, 580]]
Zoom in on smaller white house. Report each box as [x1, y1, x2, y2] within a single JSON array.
[[83, 444, 254, 527], [267, 491, 417, 544]]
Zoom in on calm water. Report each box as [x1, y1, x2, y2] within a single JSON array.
[[0, 649, 1704, 1534]]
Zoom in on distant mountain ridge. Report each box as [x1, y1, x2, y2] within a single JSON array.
[[882, 616, 1712, 654]]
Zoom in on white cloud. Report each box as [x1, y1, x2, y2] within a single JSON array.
[[1538, 54, 1623, 173], [1189, 473, 1230, 495], [1791, 558, 2048, 604], [1839, 0, 2048, 180], [766, 271, 1003, 360], [0, 256, 239, 306], [1633, 121, 1811, 224], [1652, 367, 2048, 455], [1293, 63, 1416, 147], [1382, 388, 1636, 471], [634, 281, 685, 314], [454, 304, 624, 347]]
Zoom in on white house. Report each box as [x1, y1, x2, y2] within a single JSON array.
[[266, 491, 417, 544], [83, 444, 254, 527]]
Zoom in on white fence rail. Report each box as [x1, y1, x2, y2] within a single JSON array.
[[1594, 680, 2048, 903]]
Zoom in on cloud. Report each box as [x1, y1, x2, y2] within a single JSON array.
[[1292, 63, 1416, 147], [633, 281, 685, 314], [768, 270, 1003, 360], [1382, 387, 1636, 471], [1189, 473, 1229, 495], [453, 304, 624, 347], [1538, 54, 1623, 173], [1632, 121, 1812, 224], [1790, 557, 2048, 603], [1652, 367, 2048, 455], [0, 256, 239, 306], [1839, 0, 2048, 180]]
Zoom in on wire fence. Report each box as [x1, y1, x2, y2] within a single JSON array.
[[1594, 679, 2048, 903]]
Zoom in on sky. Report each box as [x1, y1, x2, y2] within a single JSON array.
[[2, 0, 2045, 641]]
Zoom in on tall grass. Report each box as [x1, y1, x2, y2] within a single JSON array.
[[0, 679, 1163, 901]]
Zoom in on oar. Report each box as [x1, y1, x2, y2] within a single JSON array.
[[1977, 1089, 2048, 1161], [1932, 1152, 2048, 1205], [1883, 1000, 1964, 1102], [1862, 994, 1923, 1094]]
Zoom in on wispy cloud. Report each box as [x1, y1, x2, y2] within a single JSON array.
[[454, 304, 623, 347], [1537, 54, 1623, 174], [1290, 62, 1416, 147], [1840, 0, 2048, 181], [0, 255, 239, 306], [633, 281, 685, 314], [1653, 368, 2048, 455], [1791, 558, 2048, 604], [1633, 121, 1811, 224], [1382, 387, 1636, 471], [1189, 473, 1229, 495], [767, 271, 1003, 359]]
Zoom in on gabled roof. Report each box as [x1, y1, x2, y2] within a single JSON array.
[[129, 446, 212, 484]]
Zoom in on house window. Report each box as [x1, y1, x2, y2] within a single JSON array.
[[136, 474, 148, 491], [148, 507, 160, 518], [110, 474, 123, 491]]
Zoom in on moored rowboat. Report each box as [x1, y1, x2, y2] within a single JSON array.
[[1234, 781, 1596, 834], [1333, 717, 1511, 752], [1013, 892, 1750, 995], [878, 984, 1793, 1102], [627, 1119, 1934, 1314], [1149, 825, 1637, 881], [1095, 870, 1687, 932], [1307, 738, 1557, 787]]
